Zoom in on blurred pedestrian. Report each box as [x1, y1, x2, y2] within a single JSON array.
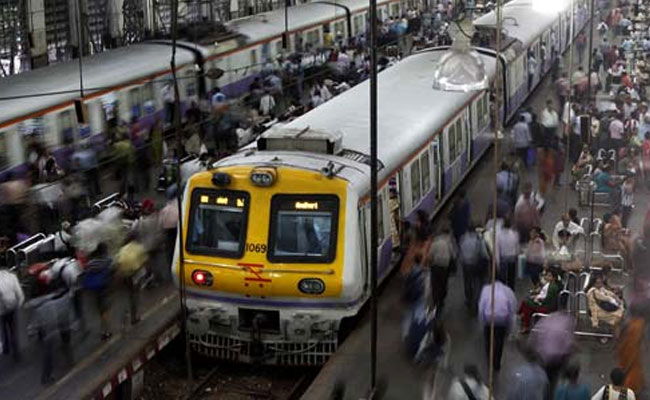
[[81, 243, 114, 339], [505, 342, 550, 400], [478, 279, 516, 373], [617, 317, 645, 395], [27, 289, 73, 384], [514, 183, 541, 243], [514, 115, 533, 167], [449, 188, 471, 244], [159, 188, 179, 275], [428, 226, 456, 312], [459, 223, 489, 311], [529, 311, 575, 391], [0, 266, 24, 360], [554, 364, 590, 400], [116, 240, 148, 324], [447, 364, 490, 400], [498, 218, 520, 290], [592, 368, 636, 400]]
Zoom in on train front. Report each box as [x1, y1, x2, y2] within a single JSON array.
[[175, 158, 361, 365]]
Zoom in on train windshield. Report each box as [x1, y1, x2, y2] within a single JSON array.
[[187, 190, 250, 258], [268, 195, 339, 263]]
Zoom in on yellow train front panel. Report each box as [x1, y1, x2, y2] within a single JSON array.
[[180, 164, 348, 300]]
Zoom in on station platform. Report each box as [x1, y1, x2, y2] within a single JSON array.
[[0, 278, 180, 400], [302, 33, 650, 400], [302, 147, 650, 400]]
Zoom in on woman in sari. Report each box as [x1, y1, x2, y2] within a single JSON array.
[[586, 275, 624, 329]]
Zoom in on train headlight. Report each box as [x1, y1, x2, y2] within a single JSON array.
[[250, 168, 276, 187], [192, 270, 213, 286], [298, 278, 325, 294]]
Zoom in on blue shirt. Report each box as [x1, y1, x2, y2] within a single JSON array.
[[554, 383, 589, 400], [595, 171, 613, 193], [505, 362, 549, 400], [478, 282, 517, 327]]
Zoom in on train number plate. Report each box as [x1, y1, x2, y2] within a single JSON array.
[[245, 243, 267, 254]]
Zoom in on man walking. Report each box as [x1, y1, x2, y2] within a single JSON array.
[[478, 279, 517, 373], [459, 223, 489, 312], [541, 100, 560, 149]]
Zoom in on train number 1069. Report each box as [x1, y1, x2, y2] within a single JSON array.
[[246, 243, 267, 253]]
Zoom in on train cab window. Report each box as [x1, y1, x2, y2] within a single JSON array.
[[411, 161, 421, 206], [268, 194, 339, 263], [129, 87, 142, 118], [420, 151, 431, 194], [59, 110, 75, 144], [186, 189, 250, 258]]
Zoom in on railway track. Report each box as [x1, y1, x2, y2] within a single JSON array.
[[142, 337, 317, 400]]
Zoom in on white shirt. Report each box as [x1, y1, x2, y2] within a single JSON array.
[[0, 270, 25, 314], [591, 385, 636, 400], [498, 228, 520, 259], [259, 94, 276, 116], [447, 376, 491, 400], [552, 220, 584, 249], [541, 108, 559, 128]]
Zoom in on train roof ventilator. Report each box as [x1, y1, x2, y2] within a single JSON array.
[[257, 126, 343, 155]]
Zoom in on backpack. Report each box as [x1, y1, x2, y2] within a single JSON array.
[[81, 258, 113, 291], [459, 379, 477, 400]]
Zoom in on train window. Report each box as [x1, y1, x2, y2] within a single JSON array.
[[306, 29, 320, 46], [334, 21, 345, 38], [275, 40, 284, 55], [448, 124, 457, 162], [186, 189, 250, 258], [420, 151, 431, 194], [0, 131, 7, 169], [377, 193, 385, 242], [410, 161, 421, 206], [391, 3, 399, 16], [185, 70, 197, 97], [250, 49, 257, 65], [142, 83, 153, 103], [353, 15, 364, 35], [129, 87, 142, 118], [59, 110, 75, 144], [268, 194, 339, 263]]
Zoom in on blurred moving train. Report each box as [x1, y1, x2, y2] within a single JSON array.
[[0, 0, 412, 177], [176, 0, 590, 365]]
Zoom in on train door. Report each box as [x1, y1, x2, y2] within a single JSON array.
[[431, 136, 442, 201], [387, 176, 401, 250], [463, 108, 472, 164]]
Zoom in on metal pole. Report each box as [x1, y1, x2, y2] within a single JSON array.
[[284, 0, 290, 49], [75, 0, 85, 97], [488, 0, 503, 396], [564, 0, 575, 213], [170, 0, 193, 384], [369, 0, 379, 395], [585, 0, 595, 107]]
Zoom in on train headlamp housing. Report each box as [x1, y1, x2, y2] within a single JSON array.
[[192, 270, 213, 286], [298, 278, 325, 294], [250, 168, 276, 187], [212, 172, 231, 187]]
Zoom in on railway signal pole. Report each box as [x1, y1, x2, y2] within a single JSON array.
[[170, 0, 193, 384], [369, 0, 379, 396]]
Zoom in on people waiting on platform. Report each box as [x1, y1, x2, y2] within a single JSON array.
[[526, 227, 548, 286], [552, 213, 585, 251]]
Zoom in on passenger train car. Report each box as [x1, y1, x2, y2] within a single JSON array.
[[0, 0, 414, 177], [176, 0, 590, 365]]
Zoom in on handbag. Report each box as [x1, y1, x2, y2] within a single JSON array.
[[596, 298, 619, 312]]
